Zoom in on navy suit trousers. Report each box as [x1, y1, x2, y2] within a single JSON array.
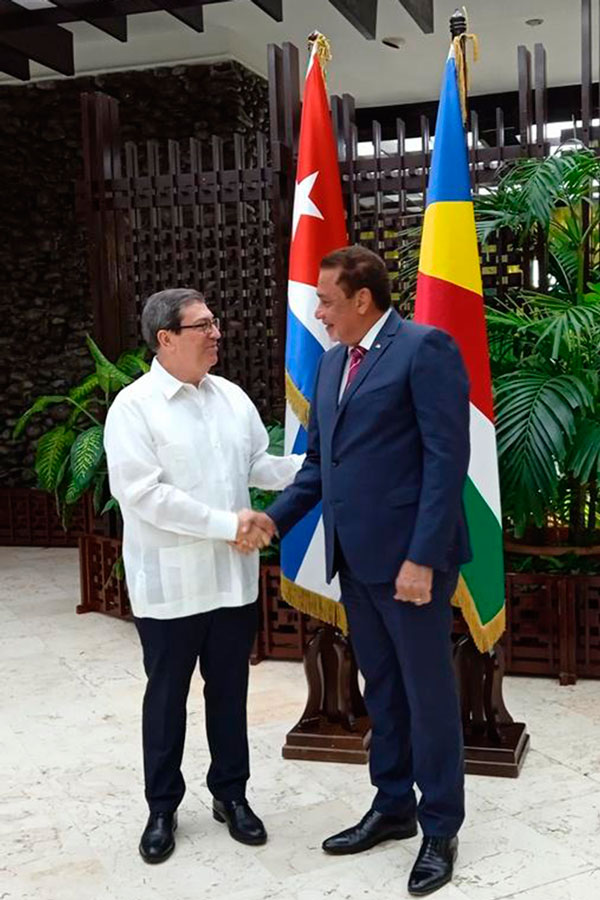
[[135, 602, 258, 813], [339, 564, 465, 837]]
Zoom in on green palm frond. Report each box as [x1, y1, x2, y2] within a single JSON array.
[[495, 372, 593, 527], [568, 419, 600, 483], [522, 292, 600, 359]]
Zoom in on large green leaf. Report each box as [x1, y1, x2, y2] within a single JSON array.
[[68, 373, 101, 403], [495, 372, 593, 527], [13, 395, 66, 439], [101, 496, 120, 516], [86, 335, 133, 394], [266, 423, 284, 456], [70, 425, 105, 491], [64, 475, 87, 506], [35, 426, 76, 492], [568, 419, 600, 483], [116, 347, 150, 377]]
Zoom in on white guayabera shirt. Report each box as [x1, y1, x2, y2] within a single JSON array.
[[104, 358, 303, 620]]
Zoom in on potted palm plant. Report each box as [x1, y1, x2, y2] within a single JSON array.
[[477, 146, 600, 550], [475, 145, 600, 683]]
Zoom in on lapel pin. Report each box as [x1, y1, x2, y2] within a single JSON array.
[[375, 343, 381, 349]]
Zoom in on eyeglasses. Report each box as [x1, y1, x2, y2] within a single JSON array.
[[176, 317, 220, 335]]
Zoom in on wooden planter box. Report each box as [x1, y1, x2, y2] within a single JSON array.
[[251, 564, 320, 663], [503, 573, 573, 684], [0, 487, 85, 547], [73, 527, 600, 685], [76, 533, 320, 660], [77, 533, 131, 619]]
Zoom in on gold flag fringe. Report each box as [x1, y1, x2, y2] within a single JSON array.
[[281, 569, 503, 651], [281, 574, 348, 634], [285, 371, 311, 429], [452, 8, 479, 125], [308, 31, 333, 76], [452, 573, 506, 654]]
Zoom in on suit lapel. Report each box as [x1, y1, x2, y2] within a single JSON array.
[[321, 344, 347, 432], [334, 310, 402, 425]]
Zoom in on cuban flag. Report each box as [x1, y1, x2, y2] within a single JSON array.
[[281, 38, 348, 628]]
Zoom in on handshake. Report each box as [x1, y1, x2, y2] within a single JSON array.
[[232, 509, 277, 554]]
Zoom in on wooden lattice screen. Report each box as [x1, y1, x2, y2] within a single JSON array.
[[79, 92, 288, 421], [80, 24, 596, 421]]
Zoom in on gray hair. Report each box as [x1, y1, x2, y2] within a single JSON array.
[[141, 288, 205, 352]]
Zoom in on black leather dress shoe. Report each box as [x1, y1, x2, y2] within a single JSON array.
[[322, 809, 417, 855], [139, 811, 177, 864], [408, 836, 458, 896], [212, 799, 267, 846]]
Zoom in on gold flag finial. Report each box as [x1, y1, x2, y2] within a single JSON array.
[[450, 7, 479, 124], [308, 31, 333, 76]]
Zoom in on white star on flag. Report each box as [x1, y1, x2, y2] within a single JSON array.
[[292, 170, 324, 239]]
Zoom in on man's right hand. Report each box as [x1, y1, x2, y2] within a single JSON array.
[[234, 509, 277, 554]]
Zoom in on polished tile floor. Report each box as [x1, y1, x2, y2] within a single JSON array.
[[2, 546, 600, 900]]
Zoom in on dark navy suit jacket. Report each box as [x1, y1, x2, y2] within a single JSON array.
[[268, 309, 472, 584]]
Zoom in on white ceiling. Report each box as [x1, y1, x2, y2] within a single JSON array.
[[0, 0, 591, 107]]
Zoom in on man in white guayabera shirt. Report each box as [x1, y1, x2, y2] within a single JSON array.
[[104, 288, 302, 864]]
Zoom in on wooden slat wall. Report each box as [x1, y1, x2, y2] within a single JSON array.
[[78, 3, 600, 423]]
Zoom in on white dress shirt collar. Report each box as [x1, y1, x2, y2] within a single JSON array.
[[150, 356, 208, 400], [351, 306, 394, 355]]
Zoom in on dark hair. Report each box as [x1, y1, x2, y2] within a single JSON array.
[[141, 288, 205, 352], [320, 245, 391, 311]]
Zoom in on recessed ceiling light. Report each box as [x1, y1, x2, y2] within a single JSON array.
[[382, 36, 406, 49], [525, 17, 544, 27]]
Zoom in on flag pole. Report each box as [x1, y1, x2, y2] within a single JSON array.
[[434, 10, 530, 776]]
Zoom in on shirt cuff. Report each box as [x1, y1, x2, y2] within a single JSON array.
[[207, 509, 238, 541]]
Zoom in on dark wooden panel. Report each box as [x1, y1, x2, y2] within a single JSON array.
[[581, 0, 592, 145], [0, 0, 74, 76], [328, 0, 378, 40], [398, 0, 433, 34], [0, 0, 265, 29], [162, 1, 204, 32], [50, 0, 127, 41], [0, 43, 29, 79], [250, 0, 282, 20]]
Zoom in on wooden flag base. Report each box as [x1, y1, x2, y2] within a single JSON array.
[[454, 634, 530, 777], [282, 626, 529, 778], [282, 625, 371, 764]]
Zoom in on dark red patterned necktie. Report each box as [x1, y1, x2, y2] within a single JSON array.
[[345, 345, 367, 392]]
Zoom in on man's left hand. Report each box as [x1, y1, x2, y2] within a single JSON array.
[[394, 561, 433, 606]]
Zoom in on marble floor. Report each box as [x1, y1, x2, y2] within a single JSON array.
[[2, 547, 600, 900]]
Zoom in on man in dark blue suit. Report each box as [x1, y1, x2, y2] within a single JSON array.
[[265, 246, 471, 896]]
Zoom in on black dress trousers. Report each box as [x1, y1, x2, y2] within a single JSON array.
[[134, 601, 258, 813], [339, 564, 465, 838]]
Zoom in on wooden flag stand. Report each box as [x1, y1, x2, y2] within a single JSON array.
[[282, 625, 371, 764], [282, 624, 529, 777], [455, 634, 530, 777]]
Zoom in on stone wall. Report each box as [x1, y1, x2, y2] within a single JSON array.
[[0, 62, 268, 486]]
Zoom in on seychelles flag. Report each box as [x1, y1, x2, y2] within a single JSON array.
[[280, 37, 348, 629], [414, 40, 505, 652]]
